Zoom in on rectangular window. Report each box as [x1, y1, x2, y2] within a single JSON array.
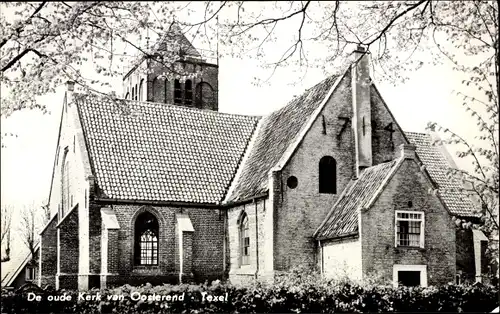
[[395, 211, 424, 248], [241, 225, 250, 265]]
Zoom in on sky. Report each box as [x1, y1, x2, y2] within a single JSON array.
[[0, 2, 492, 232]]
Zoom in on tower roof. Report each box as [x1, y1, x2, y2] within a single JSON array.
[[123, 22, 202, 80]]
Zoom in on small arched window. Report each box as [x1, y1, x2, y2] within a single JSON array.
[[131, 86, 135, 101], [174, 79, 182, 104], [319, 156, 337, 194], [134, 211, 159, 265], [139, 79, 144, 101], [184, 80, 193, 106], [134, 84, 138, 100], [125, 92, 130, 100], [240, 213, 250, 265]]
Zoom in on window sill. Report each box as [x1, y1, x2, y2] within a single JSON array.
[[132, 266, 161, 275], [395, 246, 426, 252], [229, 265, 257, 276]]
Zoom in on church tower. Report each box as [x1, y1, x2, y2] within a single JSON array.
[[122, 23, 219, 111]]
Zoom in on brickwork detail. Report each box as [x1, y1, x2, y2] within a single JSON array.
[[59, 209, 79, 274], [92, 204, 225, 287], [360, 160, 456, 285], [277, 72, 353, 271], [40, 217, 58, 288]]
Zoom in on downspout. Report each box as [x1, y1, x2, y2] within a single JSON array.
[[254, 199, 260, 279], [319, 240, 324, 276], [222, 209, 227, 275]]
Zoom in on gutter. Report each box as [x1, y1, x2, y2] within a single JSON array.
[[94, 192, 269, 209]]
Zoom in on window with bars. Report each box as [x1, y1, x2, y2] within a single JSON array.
[[134, 211, 159, 266], [240, 213, 250, 266], [395, 211, 424, 248]]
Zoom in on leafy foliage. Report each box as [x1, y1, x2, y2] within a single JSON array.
[[1, 278, 498, 313]]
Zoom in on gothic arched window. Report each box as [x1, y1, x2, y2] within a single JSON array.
[[134, 211, 159, 265], [184, 79, 193, 106], [319, 156, 337, 194], [174, 79, 182, 104], [240, 212, 250, 266]]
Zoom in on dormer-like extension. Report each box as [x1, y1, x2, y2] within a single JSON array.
[[122, 23, 219, 111]]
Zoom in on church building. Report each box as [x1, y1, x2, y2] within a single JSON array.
[[38, 24, 488, 290]]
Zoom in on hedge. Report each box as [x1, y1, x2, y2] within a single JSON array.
[[1, 279, 498, 313]]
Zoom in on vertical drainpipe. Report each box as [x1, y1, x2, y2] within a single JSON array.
[[319, 240, 324, 276], [222, 208, 227, 275], [254, 199, 259, 279]]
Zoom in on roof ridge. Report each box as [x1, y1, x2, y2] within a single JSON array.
[[267, 74, 339, 116], [75, 93, 262, 120]]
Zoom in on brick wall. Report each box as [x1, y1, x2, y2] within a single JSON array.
[[276, 71, 354, 271], [370, 86, 408, 165], [360, 159, 456, 285], [227, 199, 267, 283], [59, 209, 79, 274], [93, 204, 225, 287], [40, 216, 58, 288], [147, 61, 219, 111], [89, 203, 102, 274], [456, 229, 475, 283]]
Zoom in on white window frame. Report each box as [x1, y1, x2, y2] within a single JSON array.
[[393, 264, 427, 287], [394, 210, 425, 248]]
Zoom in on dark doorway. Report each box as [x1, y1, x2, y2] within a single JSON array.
[[398, 271, 421, 287]]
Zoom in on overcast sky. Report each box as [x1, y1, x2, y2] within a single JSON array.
[[0, 1, 488, 220]]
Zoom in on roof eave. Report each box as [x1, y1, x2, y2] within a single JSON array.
[[273, 70, 348, 173], [94, 197, 221, 208], [316, 231, 359, 242]]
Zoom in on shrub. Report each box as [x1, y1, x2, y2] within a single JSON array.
[[1, 277, 498, 313]]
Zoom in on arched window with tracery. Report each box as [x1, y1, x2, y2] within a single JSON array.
[[319, 156, 337, 194], [240, 212, 250, 266], [134, 211, 159, 265]]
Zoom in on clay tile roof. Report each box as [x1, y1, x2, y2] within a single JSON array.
[[405, 132, 478, 217], [76, 94, 259, 204], [154, 23, 201, 58], [314, 160, 398, 240], [226, 75, 340, 202]]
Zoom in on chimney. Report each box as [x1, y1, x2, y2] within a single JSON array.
[[399, 144, 416, 159], [65, 81, 75, 106], [351, 45, 372, 175]]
